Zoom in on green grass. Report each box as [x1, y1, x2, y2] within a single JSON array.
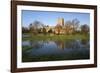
[[22, 46, 32, 51], [23, 33, 89, 41]]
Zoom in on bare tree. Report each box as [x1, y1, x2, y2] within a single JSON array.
[[65, 21, 73, 34], [65, 18, 80, 34], [55, 24, 62, 35], [81, 24, 89, 34], [29, 20, 44, 34], [42, 27, 47, 35], [32, 20, 44, 30], [72, 18, 80, 32], [22, 26, 29, 33]]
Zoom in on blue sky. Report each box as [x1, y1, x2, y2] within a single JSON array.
[[22, 10, 90, 27]]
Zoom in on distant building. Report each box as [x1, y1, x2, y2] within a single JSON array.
[[57, 18, 64, 26], [30, 18, 75, 35], [54, 18, 66, 34]]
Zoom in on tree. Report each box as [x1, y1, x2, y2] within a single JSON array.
[[42, 27, 47, 35], [65, 21, 73, 34], [22, 27, 29, 33], [29, 20, 44, 34], [32, 20, 44, 30], [65, 18, 80, 34], [48, 29, 53, 34], [55, 24, 62, 35], [72, 18, 80, 33], [29, 23, 33, 32], [81, 24, 89, 34]]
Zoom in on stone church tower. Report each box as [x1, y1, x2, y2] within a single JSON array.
[[57, 18, 64, 26]]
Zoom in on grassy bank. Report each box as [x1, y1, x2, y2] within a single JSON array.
[[22, 33, 89, 41]]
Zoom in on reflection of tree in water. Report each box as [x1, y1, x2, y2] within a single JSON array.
[[55, 39, 89, 50], [29, 40, 44, 49], [80, 39, 90, 48], [81, 39, 87, 45], [65, 40, 80, 49], [65, 39, 89, 49], [29, 40, 50, 49]]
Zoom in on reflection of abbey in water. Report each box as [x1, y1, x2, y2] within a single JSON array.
[[55, 39, 89, 50]]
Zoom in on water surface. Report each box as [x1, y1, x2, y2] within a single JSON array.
[[22, 39, 90, 62]]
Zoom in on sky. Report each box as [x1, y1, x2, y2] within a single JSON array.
[[22, 10, 90, 27]]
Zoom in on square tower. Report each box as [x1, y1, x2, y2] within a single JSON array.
[[57, 18, 64, 26]]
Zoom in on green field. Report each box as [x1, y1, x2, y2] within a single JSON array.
[[23, 33, 89, 41]]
